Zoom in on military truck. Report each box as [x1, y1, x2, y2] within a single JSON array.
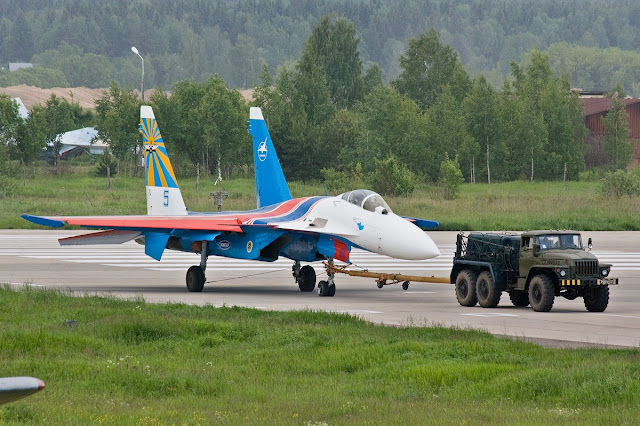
[[450, 230, 618, 312]]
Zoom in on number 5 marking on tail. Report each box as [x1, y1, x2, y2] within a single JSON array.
[[163, 190, 169, 207]]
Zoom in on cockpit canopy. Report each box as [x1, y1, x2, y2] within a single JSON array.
[[340, 189, 392, 214]]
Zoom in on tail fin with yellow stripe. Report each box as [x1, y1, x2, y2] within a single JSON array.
[[140, 105, 187, 216]]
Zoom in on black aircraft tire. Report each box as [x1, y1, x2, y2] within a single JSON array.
[[476, 270, 501, 308], [186, 265, 205, 292], [455, 269, 478, 307], [328, 284, 336, 297], [318, 280, 329, 297], [298, 265, 316, 292], [584, 286, 609, 312], [509, 290, 530, 307], [528, 274, 555, 312]]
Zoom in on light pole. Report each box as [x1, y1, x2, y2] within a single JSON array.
[[131, 46, 144, 101]]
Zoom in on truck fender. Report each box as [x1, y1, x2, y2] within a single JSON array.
[[525, 268, 558, 289]]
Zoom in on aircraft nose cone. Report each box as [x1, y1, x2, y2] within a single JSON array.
[[383, 218, 441, 260]]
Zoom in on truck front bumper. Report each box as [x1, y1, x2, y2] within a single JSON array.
[[560, 278, 619, 286]]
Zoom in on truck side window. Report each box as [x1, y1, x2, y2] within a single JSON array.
[[522, 237, 530, 249]]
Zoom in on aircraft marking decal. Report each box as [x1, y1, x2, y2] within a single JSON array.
[[140, 116, 178, 188]]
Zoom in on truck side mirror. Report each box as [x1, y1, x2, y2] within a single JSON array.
[[588, 237, 593, 251], [532, 243, 540, 256]]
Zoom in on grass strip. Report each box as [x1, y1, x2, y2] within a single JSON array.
[[1, 285, 639, 424]]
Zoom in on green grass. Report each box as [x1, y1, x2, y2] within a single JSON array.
[[1, 285, 639, 424], [2, 164, 640, 230]]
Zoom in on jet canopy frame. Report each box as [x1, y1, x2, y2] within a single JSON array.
[[340, 189, 392, 214]]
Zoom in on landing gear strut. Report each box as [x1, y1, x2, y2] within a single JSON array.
[[317, 258, 336, 297], [187, 241, 207, 292], [293, 261, 316, 292]]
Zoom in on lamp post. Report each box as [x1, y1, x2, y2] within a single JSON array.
[[131, 46, 144, 101]]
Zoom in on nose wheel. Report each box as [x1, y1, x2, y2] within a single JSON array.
[[317, 259, 336, 297]]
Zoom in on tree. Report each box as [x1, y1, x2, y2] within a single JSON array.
[[41, 94, 79, 169], [94, 83, 141, 174], [602, 92, 632, 170], [297, 14, 364, 109], [463, 76, 502, 183], [439, 154, 465, 199], [393, 28, 471, 110], [12, 105, 47, 183]]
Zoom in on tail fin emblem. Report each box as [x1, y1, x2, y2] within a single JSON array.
[[257, 138, 268, 162]]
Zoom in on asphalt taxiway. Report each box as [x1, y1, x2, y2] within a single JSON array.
[[2, 230, 639, 348]]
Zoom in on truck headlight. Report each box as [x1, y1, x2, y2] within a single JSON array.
[[601, 268, 609, 277], [556, 268, 567, 277]]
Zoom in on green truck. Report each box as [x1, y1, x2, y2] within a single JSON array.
[[450, 230, 618, 312]]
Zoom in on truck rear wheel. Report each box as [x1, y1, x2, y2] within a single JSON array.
[[476, 271, 501, 308], [584, 286, 609, 312], [509, 290, 529, 307], [455, 269, 478, 307], [528, 274, 555, 312]]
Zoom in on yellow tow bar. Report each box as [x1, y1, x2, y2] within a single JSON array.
[[323, 261, 450, 290]]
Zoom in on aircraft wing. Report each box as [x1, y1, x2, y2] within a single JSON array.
[[0, 377, 45, 405], [21, 214, 244, 233]]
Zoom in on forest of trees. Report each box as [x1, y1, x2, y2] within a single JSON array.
[[2, 0, 640, 95], [2, 14, 633, 196]]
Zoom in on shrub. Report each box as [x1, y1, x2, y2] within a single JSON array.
[[94, 151, 118, 178], [439, 154, 465, 199], [600, 169, 640, 197], [373, 154, 414, 196]]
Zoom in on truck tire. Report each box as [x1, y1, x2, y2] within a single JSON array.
[[455, 269, 478, 307], [476, 271, 501, 308], [528, 274, 555, 312], [584, 286, 609, 312], [509, 290, 529, 307]]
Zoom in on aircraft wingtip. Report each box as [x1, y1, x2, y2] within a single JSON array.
[[250, 107, 264, 121], [141, 105, 155, 119]]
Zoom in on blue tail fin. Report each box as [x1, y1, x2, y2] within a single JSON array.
[[248, 107, 292, 208]]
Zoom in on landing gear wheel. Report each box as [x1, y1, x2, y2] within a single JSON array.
[[402, 281, 410, 291], [476, 270, 501, 308], [509, 290, 530, 307], [186, 265, 205, 292], [528, 274, 555, 312], [318, 280, 330, 297], [455, 269, 478, 307], [328, 283, 336, 297], [376, 280, 385, 289], [584, 286, 609, 312], [297, 265, 316, 292]]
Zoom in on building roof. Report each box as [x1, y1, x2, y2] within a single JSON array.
[[582, 97, 640, 116], [8, 63, 33, 72]]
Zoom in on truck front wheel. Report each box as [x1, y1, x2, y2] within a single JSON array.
[[476, 271, 501, 308], [455, 269, 478, 307], [584, 286, 609, 312], [528, 274, 555, 312]]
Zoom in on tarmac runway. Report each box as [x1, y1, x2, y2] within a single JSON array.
[[2, 229, 639, 348]]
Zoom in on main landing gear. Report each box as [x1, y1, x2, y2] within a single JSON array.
[[186, 241, 207, 292], [293, 261, 316, 292], [292, 259, 335, 297]]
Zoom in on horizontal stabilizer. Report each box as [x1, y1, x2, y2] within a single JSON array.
[[403, 217, 439, 229], [59, 230, 141, 245]]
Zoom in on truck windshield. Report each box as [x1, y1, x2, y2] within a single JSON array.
[[536, 234, 582, 250]]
